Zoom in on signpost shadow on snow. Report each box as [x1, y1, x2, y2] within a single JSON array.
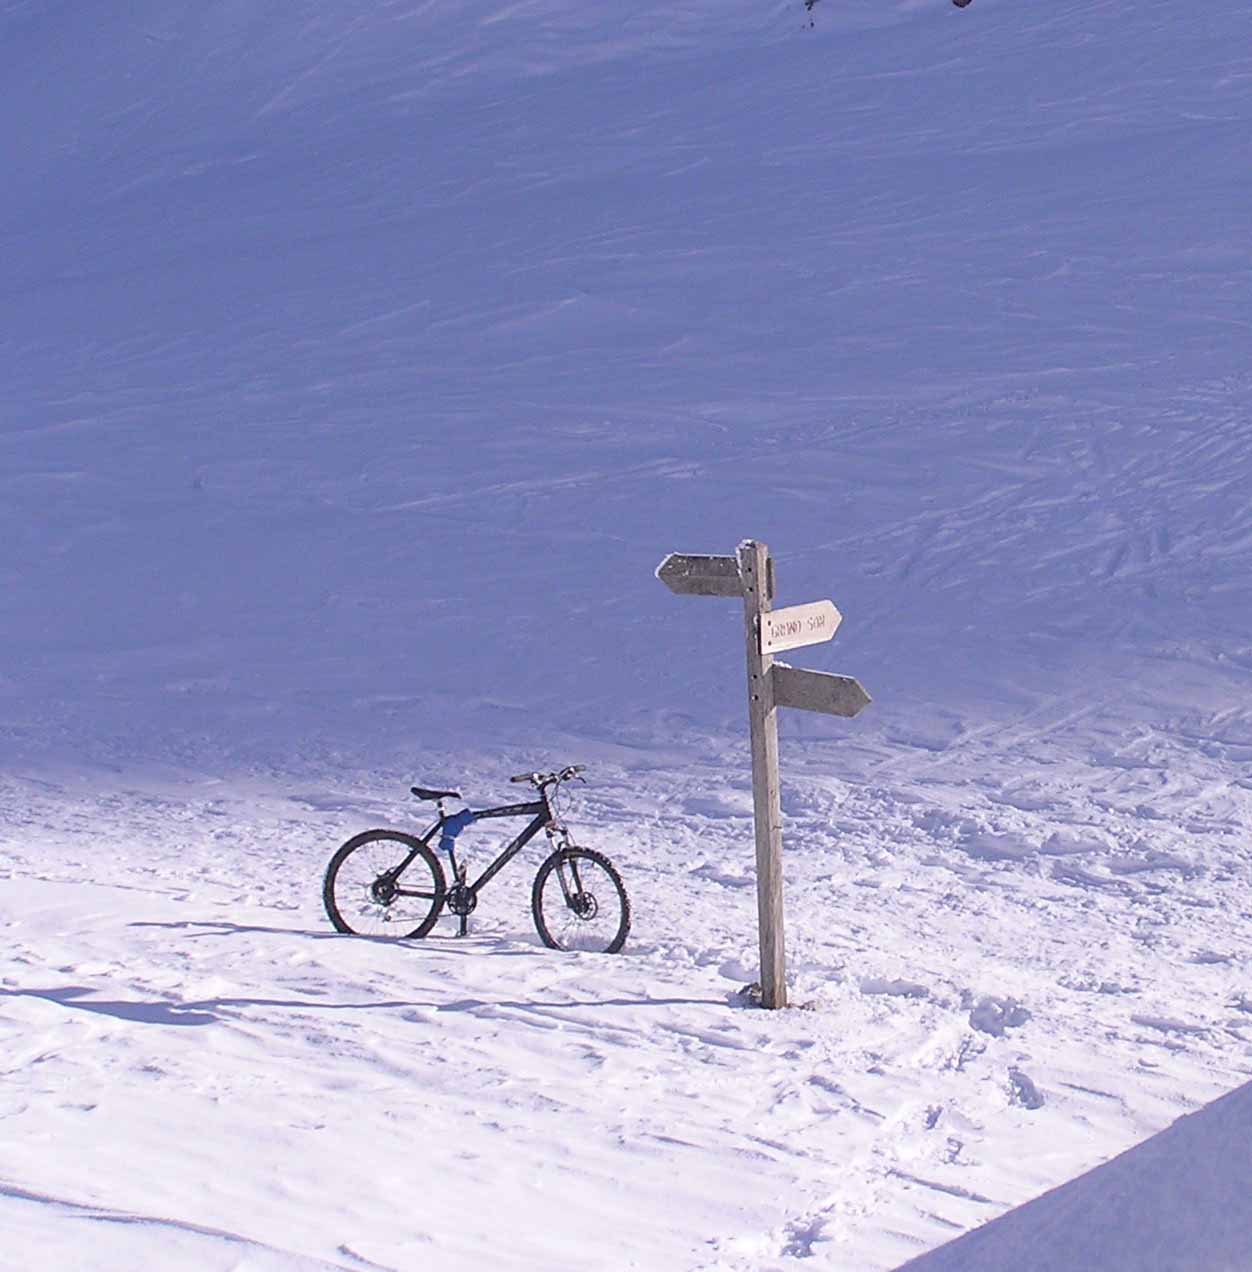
[[1, 982, 722, 1024]]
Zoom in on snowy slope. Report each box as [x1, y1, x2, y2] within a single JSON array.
[[4, 0, 1251, 762], [4, 1, 1252, 1268], [900, 1076, 1252, 1272]]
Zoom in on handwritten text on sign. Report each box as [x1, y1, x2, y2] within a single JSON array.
[[760, 599, 842, 656]]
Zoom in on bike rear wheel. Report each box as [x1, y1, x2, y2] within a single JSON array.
[[323, 830, 446, 938], [531, 846, 630, 953]]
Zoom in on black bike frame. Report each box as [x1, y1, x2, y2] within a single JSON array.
[[394, 797, 553, 899], [456, 801, 550, 894]]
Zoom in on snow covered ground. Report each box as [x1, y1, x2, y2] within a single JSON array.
[[3, 0, 1252, 1267], [900, 1075, 1252, 1271], [5, 737, 1252, 1270]]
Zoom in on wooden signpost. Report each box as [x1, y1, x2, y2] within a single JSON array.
[[655, 539, 871, 1009]]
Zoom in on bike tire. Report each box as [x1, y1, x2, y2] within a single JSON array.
[[531, 846, 630, 954], [323, 830, 447, 939]]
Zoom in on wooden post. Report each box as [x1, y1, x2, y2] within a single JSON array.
[[737, 539, 787, 1009], [657, 540, 868, 1009]]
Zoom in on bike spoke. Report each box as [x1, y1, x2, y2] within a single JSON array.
[[535, 851, 626, 953], [329, 838, 441, 938]]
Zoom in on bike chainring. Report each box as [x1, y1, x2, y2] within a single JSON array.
[[446, 883, 478, 917]]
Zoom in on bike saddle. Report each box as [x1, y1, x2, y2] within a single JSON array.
[[411, 785, 461, 801]]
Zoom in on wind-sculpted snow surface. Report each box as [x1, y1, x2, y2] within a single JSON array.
[[3, 0, 1251, 762], [3, 0, 1252, 1268]]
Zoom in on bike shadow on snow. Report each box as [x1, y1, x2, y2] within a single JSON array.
[[129, 918, 617, 955]]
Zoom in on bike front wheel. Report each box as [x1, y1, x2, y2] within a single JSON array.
[[323, 830, 446, 939], [531, 846, 630, 954]]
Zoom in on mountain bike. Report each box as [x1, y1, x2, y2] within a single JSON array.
[[322, 766, 630, 953]]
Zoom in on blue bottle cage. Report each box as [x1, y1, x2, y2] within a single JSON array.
[[439, 808, 475, 855]]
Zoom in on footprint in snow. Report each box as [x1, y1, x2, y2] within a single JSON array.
[[965, 994, 1031, 1037], [1008, 1067, 1045, 1109], [690, 861, 753, 889], [860, 976, 931, 1001], [781, 1214, 827, 1259]]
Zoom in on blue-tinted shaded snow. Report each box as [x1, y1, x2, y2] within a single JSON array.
[[2, 0, 1249, 763]]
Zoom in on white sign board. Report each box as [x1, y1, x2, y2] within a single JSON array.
[[759, 599, 842, 656]]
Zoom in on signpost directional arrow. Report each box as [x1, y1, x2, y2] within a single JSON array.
[[656, 552, 774, 599], [655, 553, 740, 597], [771, 664, 871, 718], [760, 599, 842, 656]]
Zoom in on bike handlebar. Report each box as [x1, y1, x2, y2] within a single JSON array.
[[509, 765, 585, 788]]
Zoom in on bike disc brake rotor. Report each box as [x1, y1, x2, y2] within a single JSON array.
[[570, 890, 599, 920]]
